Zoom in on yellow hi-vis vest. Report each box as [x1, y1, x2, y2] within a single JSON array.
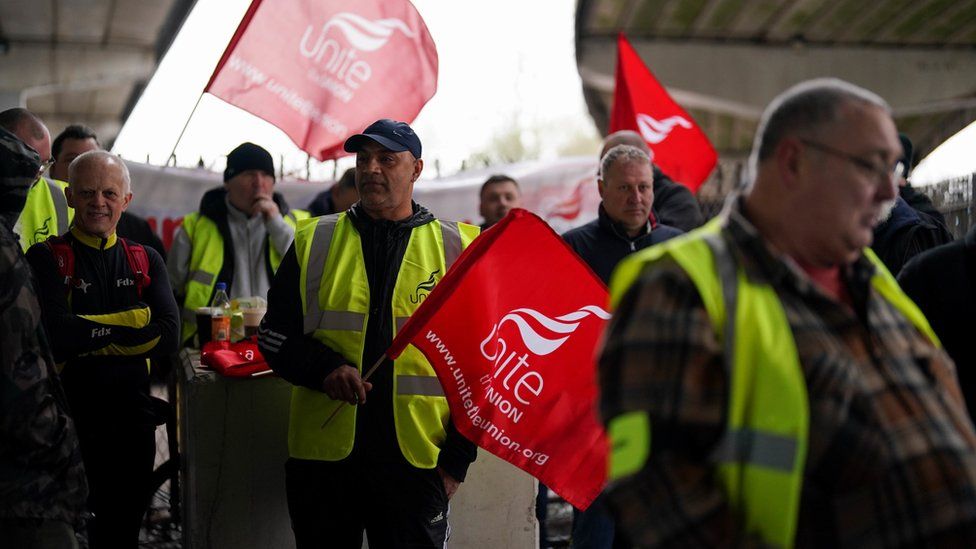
[[605, 218, 940, 548], [17, 177, 73, 251], [178, 209, 309, 343], [289, 213, 479, 467]]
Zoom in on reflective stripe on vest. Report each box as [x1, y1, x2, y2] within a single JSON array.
[[397, 375, 446, 397], [48, 179, 70, 235], [189, 270, 214, 285], [301, 216, 467, 335], [711, 428, 798, 472], [180, 210, 302, 344], [288, 213, 477, 467], [606, 218, 940, 548]]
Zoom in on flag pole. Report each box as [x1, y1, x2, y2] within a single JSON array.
[[315, 213, 507, 430], [168, 93, 204, 167], [320, 353, 387, 428]]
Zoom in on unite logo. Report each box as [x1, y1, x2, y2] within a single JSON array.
[[636, 113, 692, 144], [477, 306, 610, 422], [410, 270, 440, 305], [299, 12, 417, 98], [31, 216, 53, 246]]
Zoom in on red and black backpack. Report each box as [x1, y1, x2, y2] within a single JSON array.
[[45, 236, 151, 298]]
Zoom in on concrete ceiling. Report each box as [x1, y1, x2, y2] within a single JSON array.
[[0, 0, 194, 148], [576, 0, 976, 161]]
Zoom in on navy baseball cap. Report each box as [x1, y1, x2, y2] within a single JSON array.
[[344, 119, 422, 159]]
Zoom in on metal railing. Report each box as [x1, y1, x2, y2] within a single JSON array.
[[914, 173, 975, 239], [694, 159, 975, 239]]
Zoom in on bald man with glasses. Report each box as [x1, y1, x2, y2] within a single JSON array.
[[598, 78, 976, 547]]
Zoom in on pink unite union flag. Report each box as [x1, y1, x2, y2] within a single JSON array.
[[206, 0, 438, 160]]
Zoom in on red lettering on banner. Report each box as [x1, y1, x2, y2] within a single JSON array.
[[162, 217, 184, 252]]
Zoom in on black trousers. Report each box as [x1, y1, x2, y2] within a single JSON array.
[[79, 425, 154, 549], [0, 518, 78, 549], [62, 364, 156, 549], [285, 457, 450, 549]]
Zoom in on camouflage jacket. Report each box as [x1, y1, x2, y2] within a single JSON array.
[[0, 206, 89, 525]]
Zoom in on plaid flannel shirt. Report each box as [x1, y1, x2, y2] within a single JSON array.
[[599, 200, 976, 548]]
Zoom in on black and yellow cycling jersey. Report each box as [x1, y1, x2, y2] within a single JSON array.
[[26, 226, 180, 387]]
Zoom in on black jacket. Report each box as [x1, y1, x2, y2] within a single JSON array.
[[653, 167, 704, 232], [901, 184, 949, 229], [898, 226, 976, 418], [562, 204, 683, 284], [26, 229, 180, 423], [872, 196, 953, 276], [259, 203, 477, 481], [306, 187, 337, 217]]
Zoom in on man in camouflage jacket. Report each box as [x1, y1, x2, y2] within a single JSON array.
[[0, 122, 88, 547]]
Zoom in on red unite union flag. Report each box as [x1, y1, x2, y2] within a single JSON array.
[[205, 0, 438, 160], [388, 209, 610, 510], [609, 33, 717, 191]]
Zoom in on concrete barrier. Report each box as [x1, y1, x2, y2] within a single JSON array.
[[178, 350, 538, 548]]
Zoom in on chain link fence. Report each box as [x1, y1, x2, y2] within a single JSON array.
[[914, 173, 975, 239], [697, 157, 748, 220]]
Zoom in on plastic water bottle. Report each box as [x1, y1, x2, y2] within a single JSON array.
[[211, 282, 232, 344]]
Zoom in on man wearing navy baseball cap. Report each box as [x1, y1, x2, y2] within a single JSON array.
[[344, 118, 423, 159], [261, 120, 481, 548]]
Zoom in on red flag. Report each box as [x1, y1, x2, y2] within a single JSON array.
[[609, 33, 717, 191], [205, 0, 438, 160], [388, 209, 609, 510]]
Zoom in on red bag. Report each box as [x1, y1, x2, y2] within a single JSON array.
[[200, 337, 272, 378]]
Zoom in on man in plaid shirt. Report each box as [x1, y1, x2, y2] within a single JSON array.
[[599, 78, 976, 548]]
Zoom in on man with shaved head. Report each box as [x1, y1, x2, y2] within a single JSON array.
[[601, 130, 704, 231], [0, 108, 74, 251], [0, 108, 50, 159], [27, 151, 179, 548]]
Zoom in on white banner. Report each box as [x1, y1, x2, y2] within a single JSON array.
[[123, 156, 601, 249]]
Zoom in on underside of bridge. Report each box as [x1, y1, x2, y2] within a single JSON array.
[[576, 0, 976, 166], [0, 0, 195, 148]]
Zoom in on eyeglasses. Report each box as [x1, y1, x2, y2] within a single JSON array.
[[800, 139, 905, 185], [36, 158, 54, 179]]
